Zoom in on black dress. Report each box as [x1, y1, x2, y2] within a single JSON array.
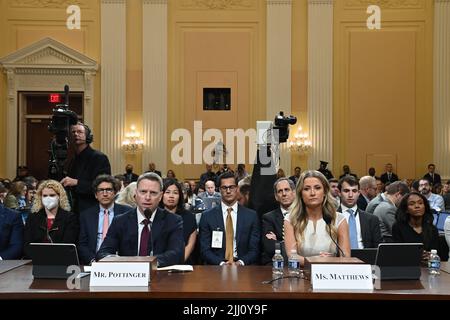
[[392, 220, 441, 256], [176, 209, 197, 263]]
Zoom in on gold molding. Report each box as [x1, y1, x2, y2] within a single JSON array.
[[10, 0, 89, 8], [179, 0, 256, 10], [344, 0, 422, 9]]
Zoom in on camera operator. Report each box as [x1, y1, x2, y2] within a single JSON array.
[[60, 122, 111, 214]]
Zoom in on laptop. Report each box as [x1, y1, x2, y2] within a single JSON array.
[[351, 248, 377, 265], [436, 212, 450, 232], [374, 243, 423, 280], [29, 243, 80, 279]]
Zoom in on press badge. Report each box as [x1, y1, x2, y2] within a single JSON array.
[[212, 230, 223, 248]]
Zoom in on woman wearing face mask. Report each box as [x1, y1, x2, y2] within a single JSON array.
[[23, 180, 79, 258]]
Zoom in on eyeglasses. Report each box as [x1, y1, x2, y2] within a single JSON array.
[[96, 188, 114, 194], [220, 185, 237, 192]]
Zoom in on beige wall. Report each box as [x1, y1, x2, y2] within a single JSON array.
[[333, 0, 434, 180], [168, 0, 266, 180], [0, 0, 438, 182]]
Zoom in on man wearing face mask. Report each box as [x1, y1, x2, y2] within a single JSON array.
[[23, 180, 79, 259], [123, 164, 139, 186]]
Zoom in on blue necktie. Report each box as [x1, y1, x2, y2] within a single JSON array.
[[348, 209, 358, 249]]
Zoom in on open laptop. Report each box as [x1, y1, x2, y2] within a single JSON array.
[[29, 243, 80, 279], [374, 243, 423, 280], [351, 248, 377, 265]]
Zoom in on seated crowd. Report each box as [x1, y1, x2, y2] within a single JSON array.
[[1, 162, 450, 267]]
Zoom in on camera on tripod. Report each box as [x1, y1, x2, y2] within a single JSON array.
[[273, 111, 297, 143], [48, 85, 78, 180], [257, 111, 297, 145]]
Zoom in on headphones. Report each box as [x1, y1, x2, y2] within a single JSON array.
[[81, 122, 94, 144]]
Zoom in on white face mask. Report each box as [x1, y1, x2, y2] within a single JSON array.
[[42, 196, 59, 210]]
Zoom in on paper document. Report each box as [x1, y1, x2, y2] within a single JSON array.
[[157, 265, 194, 272]]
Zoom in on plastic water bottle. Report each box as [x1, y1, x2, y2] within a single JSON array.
[[272, 242, 284, 276], [288, 249, 301, 276], [428, 249, 441, 275]]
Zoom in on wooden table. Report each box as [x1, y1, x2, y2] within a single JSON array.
[[1, 265, 450, 300]]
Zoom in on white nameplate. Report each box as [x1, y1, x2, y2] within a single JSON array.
[[311, 264, 373, 290], [90, 263, 149, 287]]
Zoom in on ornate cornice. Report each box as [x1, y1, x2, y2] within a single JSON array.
[[308, 0, 334, 4], [344, 0, 422, 8], [10, 0, 88, 8], [16, 47, 77, 65], [180, 0, 255, 10], [143, 0, 168, 4], [14, 68, 85, 75]]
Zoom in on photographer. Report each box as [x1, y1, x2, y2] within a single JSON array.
[[60, 122, 111, 214]]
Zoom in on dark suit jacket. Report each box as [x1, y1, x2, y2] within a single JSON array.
[[68, 145, 111, 214], [338, 207, 382, 249], [123, 172, 139, 184], [96, 208, 184, 267], [261, 208, 287, 265], [78, 203, 132, 265], [357, 194, 368, 211], [380, 172, 399, 184], [23, 208, 79, 258], [288, 176, 299, 186], [0, 205, 23, 259], [423, 173, 441, 186], [199, 204, 260, 265]]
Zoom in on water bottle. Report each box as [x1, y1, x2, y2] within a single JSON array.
[[272, 242, 284, 276], [428, 249, 441, 275], [288, 249, 301, 276]]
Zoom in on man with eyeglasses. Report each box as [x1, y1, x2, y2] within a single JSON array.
[[78, 175, 132, 265], [261, 178, 295, 265], [199, 171, 260, 266], [96, 173, 184, 267]]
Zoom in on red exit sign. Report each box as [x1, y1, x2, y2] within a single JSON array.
[[49, 94, 61, 103]]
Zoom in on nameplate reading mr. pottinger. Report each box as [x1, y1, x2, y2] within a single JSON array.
[[90, 262, 149, 287], [311, 264, 373, 291]]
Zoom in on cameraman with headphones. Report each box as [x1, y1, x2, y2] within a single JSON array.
[[61, 122, 111, 214]]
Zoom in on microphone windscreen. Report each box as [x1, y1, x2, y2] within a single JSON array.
[[143, 208, 152, 220], [323, 214, 332, 225]]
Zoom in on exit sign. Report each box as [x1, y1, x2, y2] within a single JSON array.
[[49, 94, 61, 103]]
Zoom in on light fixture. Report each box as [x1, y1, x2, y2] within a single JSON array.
[[288, 126, 312, 154], [122, 125, 144, 153]]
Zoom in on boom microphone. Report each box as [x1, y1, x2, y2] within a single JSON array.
[[323, 214, 346, 257]]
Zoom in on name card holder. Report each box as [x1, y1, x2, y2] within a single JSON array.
[[90, 262, 149, 287]]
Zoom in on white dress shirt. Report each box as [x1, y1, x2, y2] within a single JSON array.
[[340, 204, 363, 249], [136, 207, 156, 255], [220, 201, 244, 265]]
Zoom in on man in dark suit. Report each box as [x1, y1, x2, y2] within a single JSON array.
[[380, 163, 399, 184], [96, 173, 184, 267], [423, 163, 441, 187], [317, 160, 334, 180], [356, 176, 377, 211], [199, 171, 260, 265], [288, 167, 301, 186], [0, 204, 23, 259], [338, 176, 382, 249], [261, 178, 295, 265], [78, 175, 132, 265], [145, 162, 162, 177], [61, 122, 111, 214], [123, 164, 139, 186]]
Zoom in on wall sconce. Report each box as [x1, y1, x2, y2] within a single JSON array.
[[288, 126, 312, 154], [122, 125, 144, 153]]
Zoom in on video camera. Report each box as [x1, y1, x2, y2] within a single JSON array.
[[273, 111, 297, 143], [48, 85, 78, 180]]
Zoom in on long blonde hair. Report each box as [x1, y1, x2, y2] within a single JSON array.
[[289, 170, 338, 251], [31, 180, 71, 213], [116, 182, 137, 208]]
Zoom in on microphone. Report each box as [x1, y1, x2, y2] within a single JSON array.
[[323, 214, 345, 257], [143, 208, 154, 256], [64, 85, 70, 105]]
